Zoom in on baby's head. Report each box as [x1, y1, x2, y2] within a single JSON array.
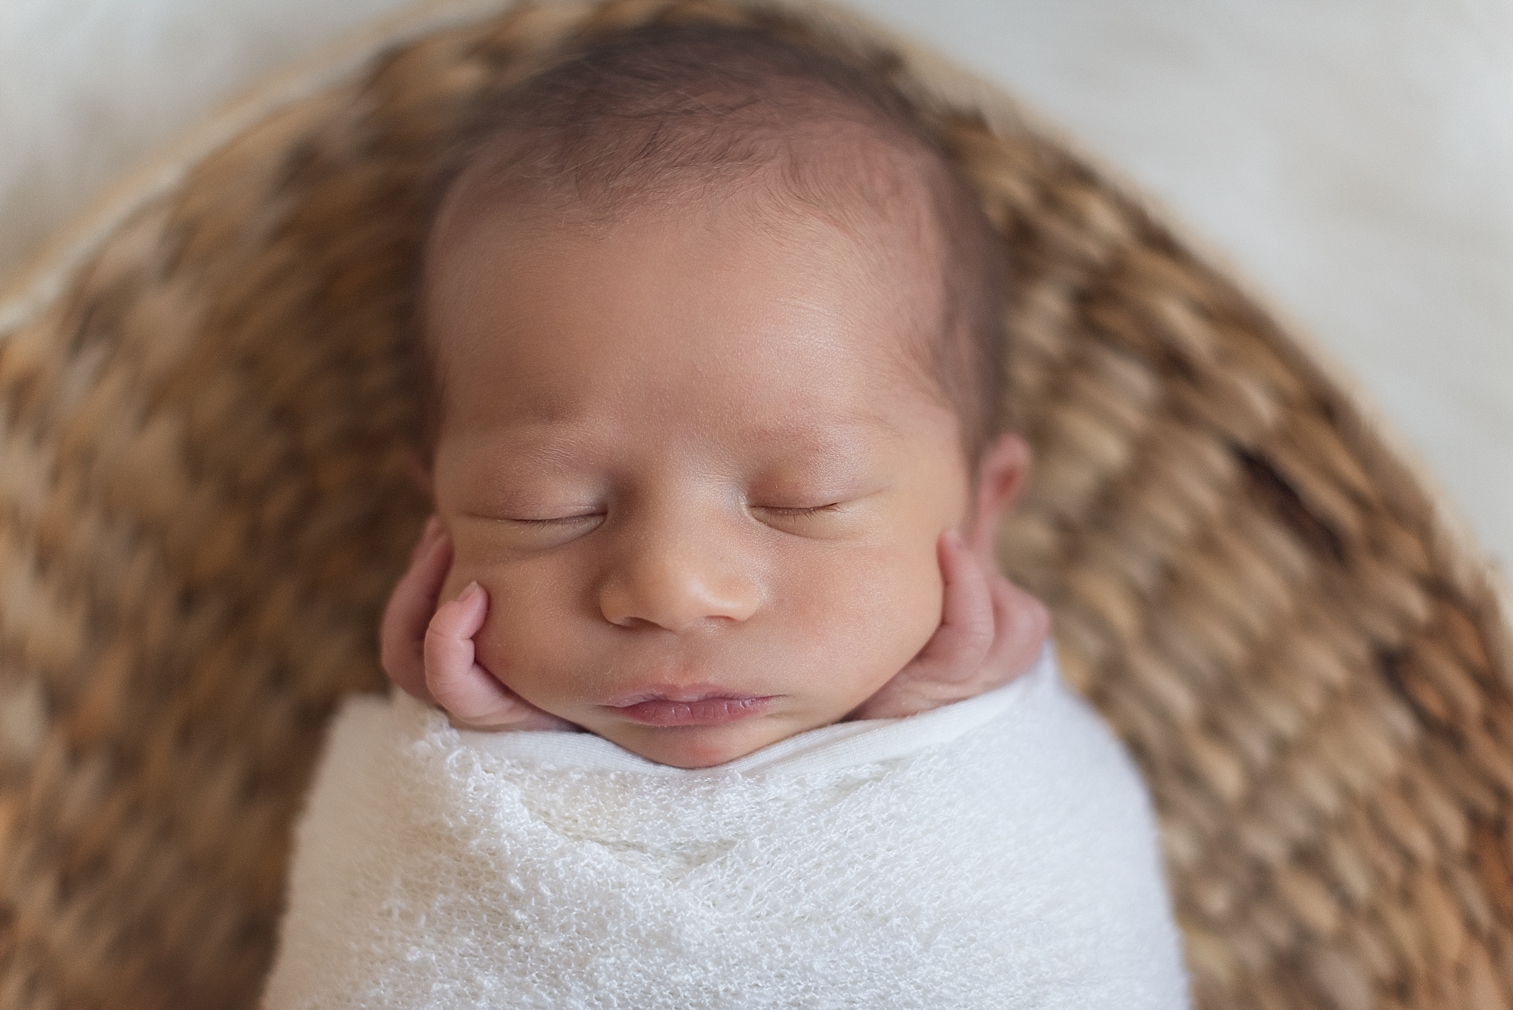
[[419, 22, 1026, 767]]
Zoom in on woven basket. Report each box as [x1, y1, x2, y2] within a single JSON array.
[[0, 0, 1509, 1007]]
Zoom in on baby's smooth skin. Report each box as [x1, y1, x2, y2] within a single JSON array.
[[380, 184, 1049, 769]]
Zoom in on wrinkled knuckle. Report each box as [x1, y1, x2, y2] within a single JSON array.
[[961, 623, 995, 659], [422, 652, 452, 695], [969, 615, 997, 644]]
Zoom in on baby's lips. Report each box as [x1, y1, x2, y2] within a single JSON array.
[[603, 682, 759, 707], [606, 694, 775, 727]]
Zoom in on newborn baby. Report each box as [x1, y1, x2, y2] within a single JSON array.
[[264, 20, 1189, 1008], [377, 46, 1048, 766]]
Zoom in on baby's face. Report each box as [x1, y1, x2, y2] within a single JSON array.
[[426, 198, 972, 768]]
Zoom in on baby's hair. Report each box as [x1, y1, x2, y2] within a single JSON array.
[[417, 20, 1008, 465]]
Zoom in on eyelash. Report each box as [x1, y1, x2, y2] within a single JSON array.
[[760, 503, 844, 517], [508, 512, 603, 526], [492, 504, 845, 525]]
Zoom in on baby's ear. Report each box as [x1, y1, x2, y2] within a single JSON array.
[[964, 433, 1031, 562], [407, 447, 435, 501]]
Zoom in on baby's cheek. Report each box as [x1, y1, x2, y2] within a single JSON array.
[[438, 526, 492, 603], [788, 542, 942, 695], [436, 537, 519, 653], [465, 566, 582, 707], [442, 534, 554, 661], [865, 556, 943, 667], [437, 566, 470, 608], [467, 578, 537, 673]]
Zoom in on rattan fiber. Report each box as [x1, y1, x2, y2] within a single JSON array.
[[0, 1, 1510, 1007]]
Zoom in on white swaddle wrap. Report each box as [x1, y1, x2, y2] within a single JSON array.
[[262, 648, 1190, 1009]]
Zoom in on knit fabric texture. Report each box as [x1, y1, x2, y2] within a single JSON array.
[[262, 649, 1189, 1009]]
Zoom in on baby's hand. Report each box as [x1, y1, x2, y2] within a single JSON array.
[[379, 517, 577, 731], [847, 531, 1050, 720]]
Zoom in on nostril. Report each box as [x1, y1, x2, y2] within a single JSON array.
[[607, 613, 740, 633]]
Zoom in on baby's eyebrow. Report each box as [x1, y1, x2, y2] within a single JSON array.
[[750, 423, 901, 462], [745, 414, 904, 452], [496, 402, 902, 445]]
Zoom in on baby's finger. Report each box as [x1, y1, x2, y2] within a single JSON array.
[[849, 567, 1047, 721], [909, 531, 995, 682], [423, 583, 576, 731], [979, 576, 1050, 686], [446, 681, 581, 732], [423, 582, 507, 723], [436, 660, 548, 730], [380, 521, 453, 702], [423, 581, 488, 699]]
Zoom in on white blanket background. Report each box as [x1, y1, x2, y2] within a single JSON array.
[[1, 0, 1510, 570], [261, 650, 1190, 1008]]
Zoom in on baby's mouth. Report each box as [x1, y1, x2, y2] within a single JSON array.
[[604, 689, 776, 727]]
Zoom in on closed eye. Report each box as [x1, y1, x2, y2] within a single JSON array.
[[754, 502, 846, 517], [463, 511, 604, 525], [517, 512, 602, 524]]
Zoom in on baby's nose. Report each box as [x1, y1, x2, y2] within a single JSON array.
[[597, 530, 760, 632]]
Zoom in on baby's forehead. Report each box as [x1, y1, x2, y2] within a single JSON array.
[[431, 187, 945, 381], [417, 23, 1005, 463], [422, 197, 969, 481], [421, 182, 957, 482], [430, 117, 954, 357]]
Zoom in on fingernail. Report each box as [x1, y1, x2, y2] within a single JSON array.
[[458, 580, 482, 603]]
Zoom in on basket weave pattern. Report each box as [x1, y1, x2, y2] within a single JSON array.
[[0, 1, 1509, 1007]]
